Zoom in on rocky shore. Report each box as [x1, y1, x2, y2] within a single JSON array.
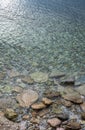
[[0, 70, 85, 130]]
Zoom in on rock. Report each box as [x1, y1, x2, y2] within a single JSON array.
[[16, 89, 38, 107], [42, 98, 53, 105], [30, 72, 48, 83], [12, 86, 23, 93], [19, 121, 27, 130], [4, 108, 18, 121], [38, 108, 49, 117], [0, 72, 6, 80], [44, 90, 60, 99], [30, 118, 40, 124], [50, 70, 65, 78], [66, 121, 81, 130], [56, 128, 65, 130], [75, 84, 85, 96], [1, 85, 13, 93], [47, 118, 61, 127], [31, 102, 46, 110], [56, 113, 69, 121], [61, 99, 72, 107], [22, 115, 29, 120], [81, 112, 85, 120], [62, 88, 83, 104], [60, 76, 75, 85], [75, 74, 85, 86], [0, 111, 19, 130], [0, 97, 18, 110], [21, 76, 34, 84], [8, 70, 20, 78], [80, 102, 85, 112]]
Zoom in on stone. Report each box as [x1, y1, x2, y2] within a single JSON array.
[[75, 74, 85, 86], [56, 113, 69, 121], [1, 85, 13, 93], [30, 72, 48, 83], [81, 112, 85, 120], [66, 121, 81, 130], [0, 72, 6, 80], [30, 118, 40, 124], [47, 118, 61, 127], [62, 88, 83, 104], [8, 70, 20, 78], [61, 99, 72, 107], [56, 128, 65, 130], [80, 102, 85, 112], [4, 108, 18, 121], [21, 76, 34, 84], [22, 115, 29, 120], [0, 97, 18, 110], [12, 86, 23, 93], [31, 102, 46, 110], [60, 76, 75, 85], [42, 98, 53, 105], [44, 90, 60, 99], [16, 89, 38, 107], [50, 70, 65, 78], [75, 84, 85, 96]]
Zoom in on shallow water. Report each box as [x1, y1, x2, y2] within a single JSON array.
[[0, 0, 85, 73]]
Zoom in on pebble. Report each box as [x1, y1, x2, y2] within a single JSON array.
[[47, 118, 61, 127]]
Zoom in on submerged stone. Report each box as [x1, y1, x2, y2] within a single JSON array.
[[21, 76, 34, 84], [31, 102, 46, 110], [75, 74, 85, 86], [16, 89, 38, 107], [75, 84, 85, 96], [30, 72, 48, 83], [47, 118, 61, 127]]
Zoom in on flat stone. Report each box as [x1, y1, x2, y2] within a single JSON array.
[[81, 112, 85, 120], [62, 88, 83, 104], [75, 84, 85, 96], [16, 89, 38, 107], [0, 72, 6, 80], [8, 70, 20, 78], [42, 98, 53, 105], [60, 76, 75, 86], [49, 70, 65, 78], [21, 76, 34, 84], [12, 86, 23, 93], [66, 121, 81, 130], [4, 108, 18, 121], [47, 118, 61, 127], [61, 99, 72, 107], [56, 128, 65, 130], [31, 102, 46, 110], [80, 102, 85, 112], [30, 72, 48, 83], [75, 74, 85, 86], [1, 85, 13, 93], [44, 90, 60, 99]]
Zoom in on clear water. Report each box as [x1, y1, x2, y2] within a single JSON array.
[[0, 0, 85, 73]]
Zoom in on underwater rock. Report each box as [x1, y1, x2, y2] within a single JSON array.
[[75, 84, 85, 96], [66, 121, 81, 130], [4, 108, 18, 121], [31, 102, 46, 110], [80, 102, 85, 112], [42, 97, 53, 105], [49, 70, 65, 78], [21, 76, 34, 84], [60, 76, 75, 85], [30, 72, 48, 83], [75, 74, 85, 86], [47, 118, 61, 127], [16, 89, 38, 107]]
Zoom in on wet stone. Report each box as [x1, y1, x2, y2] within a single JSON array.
[[30, 72, 48, 83], [61, 99, 72, 107], [47, 118, 61, 127], [80, 102, 85, 112], [75, 84, 85, 96], [66, 121, 81, 130], [4, 108, 18, 121], [44, 90, 60, 99], [49, 70, 65, 78], [8, 70, 20, 78], [42, 97, 53, 105], [31, 102, 46, 110], [21, 76, 34, 84], [81, 112, 85, 120], [75, 74, 85, 86], [0, 72, 6, 80], [16, 89, 39, 108], [60, 76, 75, 86]]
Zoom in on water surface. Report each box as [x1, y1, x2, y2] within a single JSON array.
[[0, 0, 85, 73]]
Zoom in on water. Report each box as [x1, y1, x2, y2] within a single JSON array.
[[0, 0, 85, 74]]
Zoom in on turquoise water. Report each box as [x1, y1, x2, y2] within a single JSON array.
[[0, 0, 85, 73]]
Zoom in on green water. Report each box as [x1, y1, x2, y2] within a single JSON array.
[[0, 0, 85, 74]]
